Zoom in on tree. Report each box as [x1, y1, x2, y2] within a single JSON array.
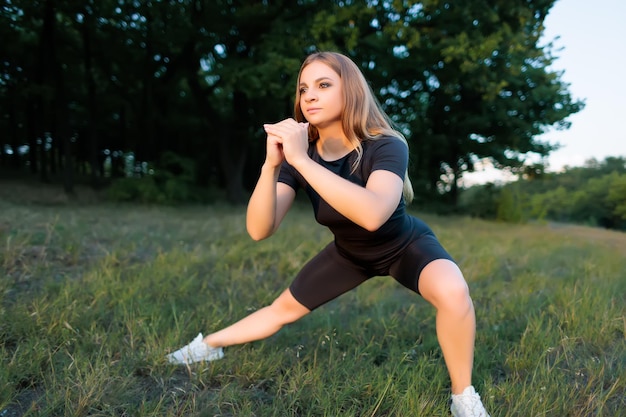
[[608, 174, 626, 221], [397, 0, 583, 203], [183, 0, 323, 202], [461, 157, 626, 230], [0, 0, 583, 207], [306, 0, 583, 204]]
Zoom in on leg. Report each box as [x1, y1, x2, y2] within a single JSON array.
[[204, 288, 310, 348], [418, 259, 475, 395], [166, 288, 309, 365], [168, 242, 369, 365], [392, 248, 490, 415], [206, 242, 368, 347]]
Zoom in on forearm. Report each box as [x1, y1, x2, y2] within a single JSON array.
[[292, 158, 399, 232], [246, 163, 281, 240]]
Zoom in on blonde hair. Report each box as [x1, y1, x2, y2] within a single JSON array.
[[294, 51, 414, 204]]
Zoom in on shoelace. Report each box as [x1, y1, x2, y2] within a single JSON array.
[[453, 392, 484, 416]]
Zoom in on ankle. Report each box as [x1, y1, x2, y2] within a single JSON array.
[[203, 335, 219, 348], [452, 384, 473, 396], [452, 385, 477, 398]]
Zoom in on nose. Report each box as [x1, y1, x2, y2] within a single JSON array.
[[303, 90, 317, 102]]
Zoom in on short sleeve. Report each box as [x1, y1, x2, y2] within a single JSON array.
[[365, 137, 408, 180], [277, 161, 301, 191]]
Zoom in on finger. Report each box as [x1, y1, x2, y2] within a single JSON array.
[[265, 118, 302, 130], [265, 121, 306, 134], [264, 125, 294, 138], [263, 118, 295, 129], [267, 134, 283, 145]]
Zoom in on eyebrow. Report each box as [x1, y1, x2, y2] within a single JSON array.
[[299, 76, 334, 87]]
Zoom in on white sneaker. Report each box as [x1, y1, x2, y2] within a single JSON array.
[[166, 333, 224, 365], [451, 386, 490, 417]]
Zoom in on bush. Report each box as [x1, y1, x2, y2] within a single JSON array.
[[106, 176, 163, 203], [496, 186, 526, 223], [458, 183, 501, 219], [105, 152, 208, 204]]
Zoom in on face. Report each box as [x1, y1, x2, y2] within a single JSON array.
[[298, 61, 344, 129]]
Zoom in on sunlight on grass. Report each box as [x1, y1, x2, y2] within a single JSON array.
[[0, 201, 624, 416]]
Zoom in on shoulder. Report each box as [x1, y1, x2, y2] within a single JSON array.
[[364, 135, 406, 148], [359, 135, 408, 179], [362, 136, 408, 157]]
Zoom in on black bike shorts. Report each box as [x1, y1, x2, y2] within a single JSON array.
[[289, 229, 455, 310]]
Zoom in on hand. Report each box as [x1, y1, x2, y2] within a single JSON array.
[[264, 131, 285, 168], [263, 119, 309, 168]]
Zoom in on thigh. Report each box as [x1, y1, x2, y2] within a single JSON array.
[[289, 242, 370, 310], [388, 233, 455, 294]]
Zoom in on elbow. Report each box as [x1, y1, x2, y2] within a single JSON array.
[[247, 224, 273, 241], [361, 217, 386, 233], [363, 223, 383, 233], [248, 231, 263, 241], [360, 209, 393, 232], [247, 228, 268, 241]]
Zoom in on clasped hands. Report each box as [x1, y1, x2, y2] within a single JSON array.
[[263, 119, 310, 168]]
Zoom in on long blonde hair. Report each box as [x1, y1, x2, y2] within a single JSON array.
[[294, 51, 414, 204]]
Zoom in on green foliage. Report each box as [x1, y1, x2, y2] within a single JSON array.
[[525, 170, 626, 229], [0, 201, 624, 415], [528, 185, 569, 221], [458, 183, 501, 219], [106, 152, 208, 204], [569, 174, 618, 227], [106, 176, 163, 203], [607, 174, 626, 220], [0, 0, 582, 205], [365, 0, 582, 202], [495, 186, 526, 223], [460, 157, 626, 230]]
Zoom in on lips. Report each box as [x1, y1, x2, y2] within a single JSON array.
[[306, 107, 321, 114]]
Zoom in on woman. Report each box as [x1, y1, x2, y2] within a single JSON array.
[[167, 51, 490, 417]]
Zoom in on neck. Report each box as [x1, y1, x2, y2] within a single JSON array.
[[316, 136, 353, 161], [314, 123, 353, 159]]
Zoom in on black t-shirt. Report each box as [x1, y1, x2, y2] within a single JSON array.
[[278, 136, 419, 265]]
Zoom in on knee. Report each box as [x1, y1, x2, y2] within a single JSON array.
[[446, 281, 473, 314], [433, 279, 472, 312], [420, 260, 473, 313], [269, 290, 310, 324]]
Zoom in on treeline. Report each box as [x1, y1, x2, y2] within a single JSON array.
[[0, 0, 582, 204], [460, 156, 626, 231]]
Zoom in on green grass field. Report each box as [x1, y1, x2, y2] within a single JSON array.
[[0, 197, 624, 416]]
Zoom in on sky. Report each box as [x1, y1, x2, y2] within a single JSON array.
[[464, 0, 626, 184]]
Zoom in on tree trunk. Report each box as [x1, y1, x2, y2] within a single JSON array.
[[6, 84, 21, 169], [56, 43, 73, 195], [136, 7, 156, 164], [218, 128, 248, 204], [33, 0, 58, 183], [80, 3, 100, 187], [217, 91, 250, 204]]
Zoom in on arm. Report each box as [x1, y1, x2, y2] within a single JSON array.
[[290, 159, 402, 232], [263, 120, 403, 232], [246, 164, 295, 241], [246, 131, 296, 241]]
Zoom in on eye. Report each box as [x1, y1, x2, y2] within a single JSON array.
[[319, 82, 331, 89], [299, 87, 308, 94]]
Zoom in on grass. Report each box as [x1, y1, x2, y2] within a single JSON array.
[[0, 196, 624, 416]]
